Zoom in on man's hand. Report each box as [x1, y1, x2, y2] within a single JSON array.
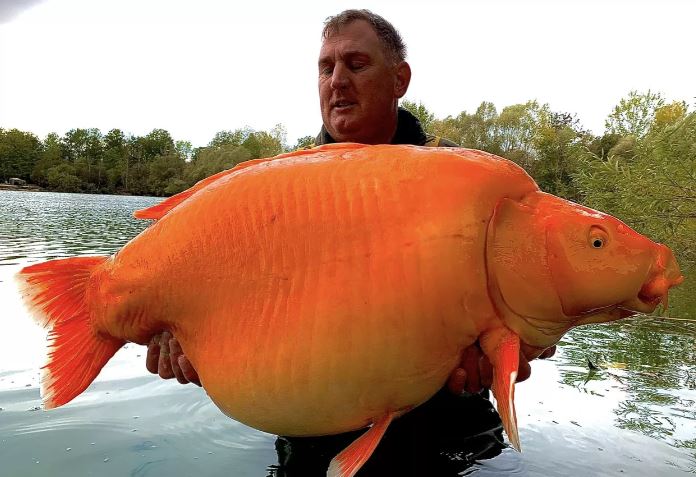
[[146, 332, 555, 393], [146, 332, 201, 386], [446, 342, 556, 394]]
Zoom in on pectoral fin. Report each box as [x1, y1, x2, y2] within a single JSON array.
[[480, 327, 521, 451], [327, 413, 395, 477]]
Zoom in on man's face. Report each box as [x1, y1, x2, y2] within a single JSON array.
[[318, 20, 410, 144]]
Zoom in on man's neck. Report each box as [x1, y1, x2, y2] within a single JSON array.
[[361, 117, 398, 145], [316, 107, 428, 147]]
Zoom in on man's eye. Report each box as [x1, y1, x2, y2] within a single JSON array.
[[350, 63, 365, 71], [319, 66, 333, 76]]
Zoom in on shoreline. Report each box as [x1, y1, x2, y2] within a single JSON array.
[[0, 184, 156, 197], [0, 184, 44, 192]]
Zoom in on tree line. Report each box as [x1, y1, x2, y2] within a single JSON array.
[[1, 90, 693, 261], [0, 123, 306, 197]]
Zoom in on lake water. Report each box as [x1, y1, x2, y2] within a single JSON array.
[[0, 190, 694, 476]]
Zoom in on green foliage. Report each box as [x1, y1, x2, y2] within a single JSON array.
[[138, 129, 175, 161], [293, 135, 315, 150], [208, 125, 286, 160], [46, 163, 82, 192], [31, 132, 62, 186], [185, 145, 252, 185], [530, 111, 589, 200], [175, 140, 194, 161], [0, 128, 42, 182], [148, 153, 186, 196], [0, 123, 294, 196], [605, 90, 665, 138]]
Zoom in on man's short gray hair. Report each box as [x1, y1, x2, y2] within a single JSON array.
[[322, 9, 407, 63]]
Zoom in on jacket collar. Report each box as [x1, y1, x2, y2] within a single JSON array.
[[315, 108, 428, 146]]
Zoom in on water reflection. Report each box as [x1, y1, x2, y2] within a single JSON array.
[[555, 315, 696, 468], [0, 191, 156, 265], [1, 190, 695, 476]]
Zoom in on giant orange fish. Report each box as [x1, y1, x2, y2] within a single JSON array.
[[17, 143, 683, 477]]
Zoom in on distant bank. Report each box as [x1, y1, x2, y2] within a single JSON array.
[[0, 183, 44, 192]]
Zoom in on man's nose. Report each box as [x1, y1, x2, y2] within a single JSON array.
[[330, 63, 349, 90]]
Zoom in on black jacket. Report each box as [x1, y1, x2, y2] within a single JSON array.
[[315, 107, 459, 148]]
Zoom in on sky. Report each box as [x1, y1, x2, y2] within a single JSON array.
[[0, 0, 694, 148]]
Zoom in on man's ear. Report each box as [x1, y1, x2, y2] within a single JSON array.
[[394, 61, 411, 98]]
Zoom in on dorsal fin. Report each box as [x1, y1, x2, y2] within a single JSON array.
[[133, 143, 368, 221], [133, 158, 270, 220]]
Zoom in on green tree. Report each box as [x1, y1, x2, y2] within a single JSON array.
[[126, 161, 150, 196], [605, 90, 665, 138], [588, 133, 622, 160], [138, 129, 175, 161], [61, 128, 105, 190], [430, 102, 501, 153], [209, 128, 251, 148], [175, 140, 194, 161], [46, 163, 82, 192], [124, 130, 177, 194], [495, 101, 549, 169], [462, 102, 500, 152], [148, 153, 186, 196], [185, 145, 251, 184], [531, 111, 590, 199], [102, 129, 129, 192], [651, 101, 688, 133], [0, 128, 42, 182], [293, 135, 315, 150], [31, 132, 63, 186]]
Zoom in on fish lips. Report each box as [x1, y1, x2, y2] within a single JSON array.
[[617, 273, 684, 316]]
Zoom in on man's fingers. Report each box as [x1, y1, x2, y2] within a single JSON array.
[[478, 355, 493, 390], [146, 334, 161, 374], [447, 368, 467, 395], [146, 331, 201, 386], [158, 331, 175, 379], [178, 356, 202, 387], [516, 351, 532, 383], [461, 346, 483, 393], [168, 337, 189, 384], [539, 345, 557, 360]]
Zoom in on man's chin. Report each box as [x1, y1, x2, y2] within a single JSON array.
[[327, 121, 362, 143]]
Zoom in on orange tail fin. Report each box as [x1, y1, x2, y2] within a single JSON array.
[[480, 327, 521, 451], [16, 257, 125, 409]]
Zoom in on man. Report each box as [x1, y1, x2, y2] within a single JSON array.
[[147, 9, 554, 474]]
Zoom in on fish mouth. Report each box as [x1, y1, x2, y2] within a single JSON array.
[[621, 253, 684, 314], [582, 250, 684, 323], [620, 291, 664, 315], [638, 291, 664, 308]]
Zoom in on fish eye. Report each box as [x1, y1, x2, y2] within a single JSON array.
[[588, 225, 609, 249]]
